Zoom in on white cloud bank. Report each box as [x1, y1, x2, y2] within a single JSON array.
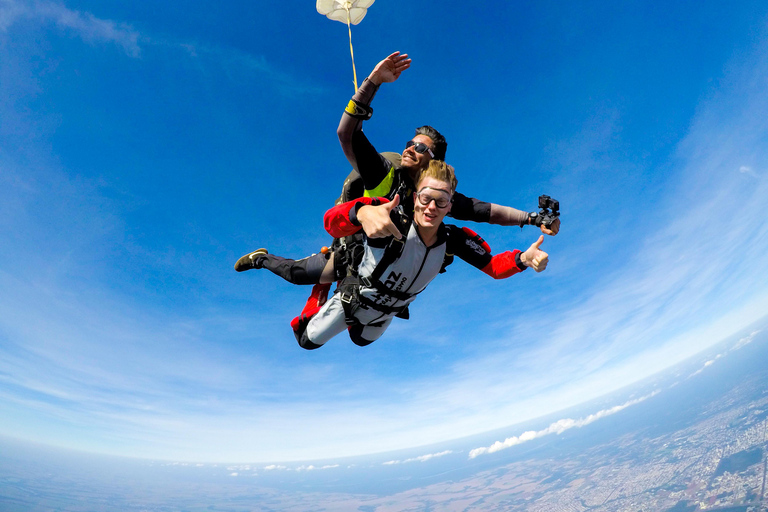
[[689, 330, 762, 377], [383, 450, 453, 465], [468, 391, 661, 459]]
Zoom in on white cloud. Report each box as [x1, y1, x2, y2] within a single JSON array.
[[383, 450, 453, 465], [739, 165, 758, 177], [691, 329, 765, 376], [732, 330, 761, 351], [1, 0, 323, 95], [37, 2, 140, 56], [295, 464, 339, 471], [468, 391, 661, 459], [689, 356, 719, 378], [227, 465, 252, 471], [1, 0, 141, 56], [0, 0, 24, 30]]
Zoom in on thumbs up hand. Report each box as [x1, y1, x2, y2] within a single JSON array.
[[520, 235, 549, 272], [357, 194, 403, 239]]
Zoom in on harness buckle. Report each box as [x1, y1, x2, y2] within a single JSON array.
[[340, 293, 353, 304], [360, 276, 372, 288]]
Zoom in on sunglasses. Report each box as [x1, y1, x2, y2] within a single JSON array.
[[405, 140, 435, 158], [416, 190, 451, 209]]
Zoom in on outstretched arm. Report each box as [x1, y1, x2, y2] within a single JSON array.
[[482, 235, 548, 277], [337, 52, 411, 171], [450, 192, 560, 235], [453, 228, 549, 279], [490, 204, 561, 235]]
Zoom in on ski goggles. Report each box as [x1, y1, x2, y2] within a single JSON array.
[[416, 188, 452, 209], [405, 140, 435, 158]]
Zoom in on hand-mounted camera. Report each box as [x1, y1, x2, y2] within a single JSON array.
[[530, 195, 560, 228]]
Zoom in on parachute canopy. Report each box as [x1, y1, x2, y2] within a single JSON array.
[[316, 0, 374, 25]]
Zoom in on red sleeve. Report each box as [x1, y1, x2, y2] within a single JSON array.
[[323, 197, 389, 238], [451, 226, 525, 279], [481, 250, 525, 279]]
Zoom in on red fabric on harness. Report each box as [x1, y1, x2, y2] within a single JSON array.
[[291, 282, 331, 331], [324, 197, 388, 238], [290, 303, 323, 332], [303, 283, 330, 312]]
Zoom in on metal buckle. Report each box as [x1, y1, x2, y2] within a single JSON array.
[[340, 293, 353, 304], [360, 276, 372, 287]]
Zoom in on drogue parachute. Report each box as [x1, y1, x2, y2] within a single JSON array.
[[316, 0, 374, 24], [316, 0, 375, 92]]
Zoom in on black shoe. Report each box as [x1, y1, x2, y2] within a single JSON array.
[[234, 248, 268, 272]]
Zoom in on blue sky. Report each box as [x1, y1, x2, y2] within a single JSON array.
[[1, 0, 768, 463]]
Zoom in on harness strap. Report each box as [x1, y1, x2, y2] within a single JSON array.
[[338, 275, 361, 326], [360, 274, 417, 301], [357, 295, 409, 315], [367, 214, 409, 282], [338, 213, 416, 326], [338, 275, 411, 324], [355, 215, 416, 302]]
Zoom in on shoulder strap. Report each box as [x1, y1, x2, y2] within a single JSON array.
[[360, 212, 414, 301], [368, 232, 407, 283]]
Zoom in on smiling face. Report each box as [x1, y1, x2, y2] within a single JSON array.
[[413, 176, 453, 230], [401, 134, 435, 172]]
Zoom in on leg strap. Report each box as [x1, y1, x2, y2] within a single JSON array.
[[338, 275, 362, 326]]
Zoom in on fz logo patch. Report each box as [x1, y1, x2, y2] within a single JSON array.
[[384, 271, 405, 291]]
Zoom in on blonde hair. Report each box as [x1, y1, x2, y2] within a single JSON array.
[[416, 160, 458, 194]]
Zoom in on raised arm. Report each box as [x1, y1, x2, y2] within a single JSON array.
[[337, 52, 411, 171]]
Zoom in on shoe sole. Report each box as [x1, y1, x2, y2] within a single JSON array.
[[234, 248, 268, 272]]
